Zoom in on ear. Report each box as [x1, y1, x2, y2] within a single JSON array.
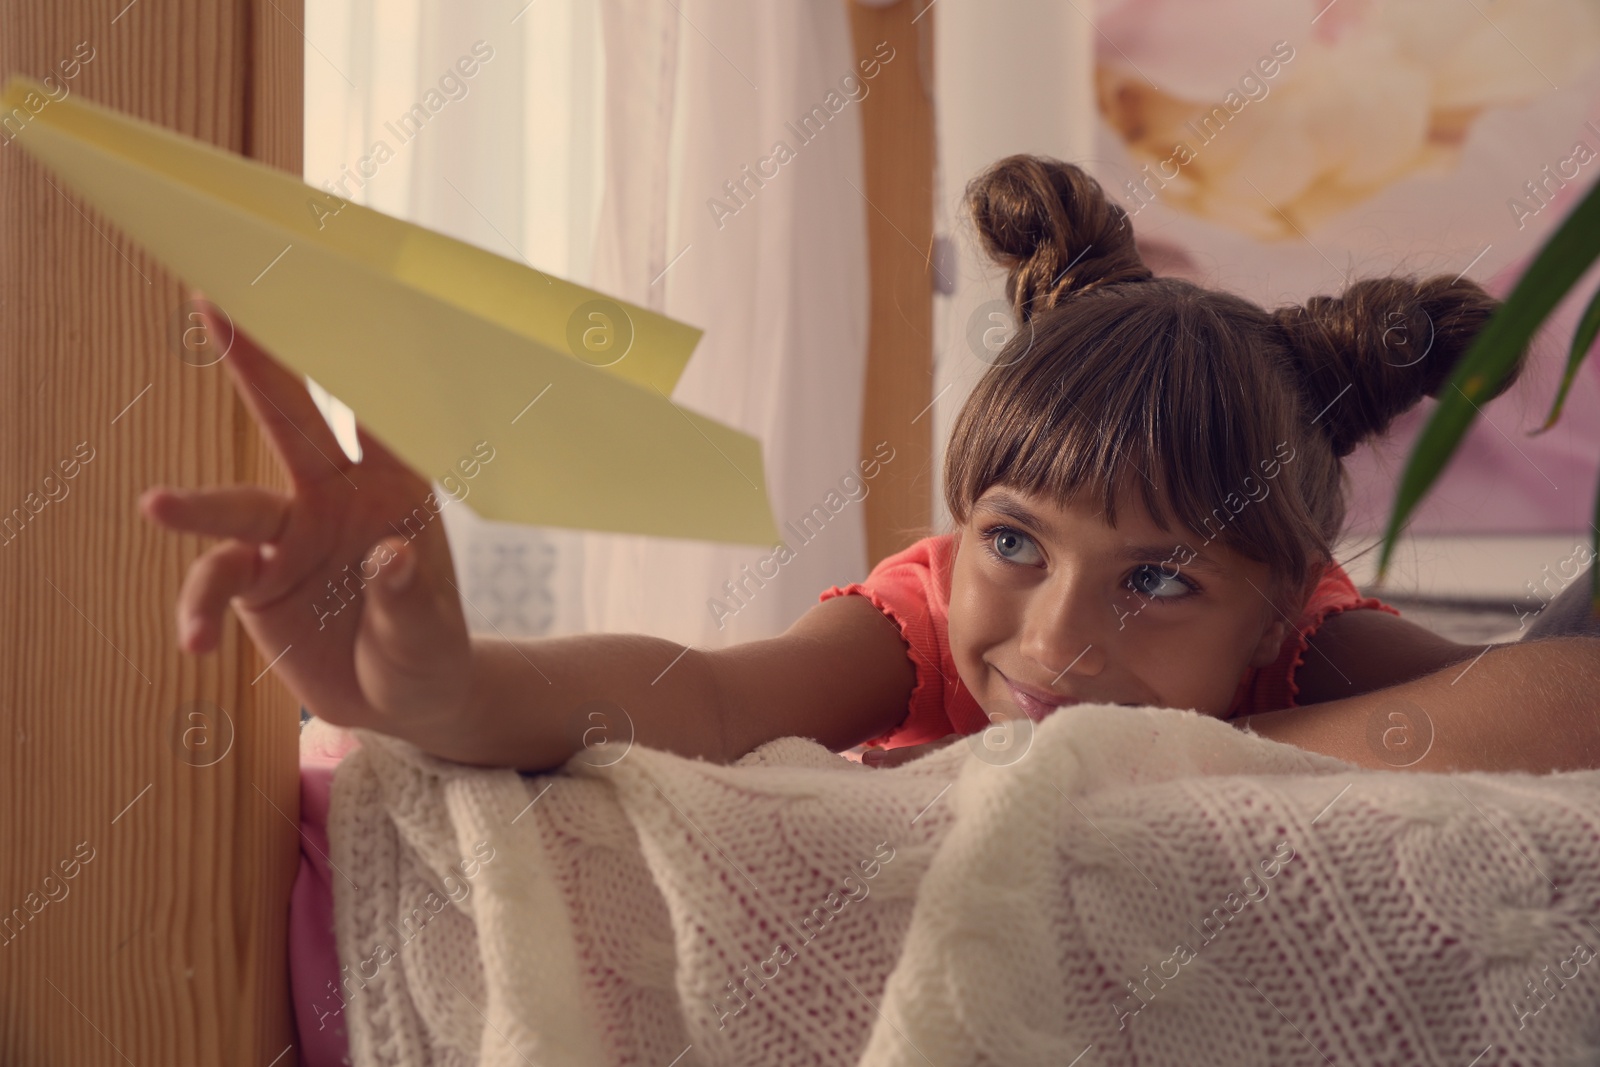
[[1248, 615, 1292, 669]]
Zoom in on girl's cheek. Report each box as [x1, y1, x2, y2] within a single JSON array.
[[946, 575, 990, 680]]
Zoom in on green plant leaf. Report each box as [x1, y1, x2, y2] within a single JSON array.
[[1533, 282, 1600, 434], [1378, 175, 1600, 582]]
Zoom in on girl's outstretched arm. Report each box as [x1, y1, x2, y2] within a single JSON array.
[[146, 303, 917, 775], [405, 594, 916, 772], [1239, 634, 1600, 773]]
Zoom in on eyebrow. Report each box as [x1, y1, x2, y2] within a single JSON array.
[[974, 491, 1226, 574]]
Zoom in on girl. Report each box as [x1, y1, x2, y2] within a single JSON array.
[[140, 155, 1600, 1058], [142, 152, 1600, 770]]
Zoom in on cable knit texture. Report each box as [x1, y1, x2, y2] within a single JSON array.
[[327, 705, 1600, 1066]]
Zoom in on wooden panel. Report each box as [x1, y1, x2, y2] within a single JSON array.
[[0, 1, 303, 1063], [848, 0, 937, 565]]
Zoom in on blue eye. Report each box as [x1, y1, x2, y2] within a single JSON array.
[[1127, 563, 1193, 599], [982, 525, 1043, 566], [978, 523, 1200, 602]]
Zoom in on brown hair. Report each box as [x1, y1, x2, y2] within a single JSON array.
[[944, 154, 1526, 609]]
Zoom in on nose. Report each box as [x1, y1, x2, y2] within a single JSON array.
[[1018, 572, 1108, 681]]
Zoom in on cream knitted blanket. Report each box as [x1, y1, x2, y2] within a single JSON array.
[[324, 704, 1600, 1066]]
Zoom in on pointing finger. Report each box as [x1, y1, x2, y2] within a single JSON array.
[[195, 297, 353, 490]]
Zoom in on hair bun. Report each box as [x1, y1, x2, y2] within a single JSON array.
[[1271, 275, 1516, 458], [964, 154, 1152, 323]]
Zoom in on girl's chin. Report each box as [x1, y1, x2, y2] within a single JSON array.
[[986, 696, 1161, 722], [981, 705, 1047, 727], [988, 693, 1073, 723]]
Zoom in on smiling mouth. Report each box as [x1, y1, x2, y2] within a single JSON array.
[[996, 669, 1077, 721]]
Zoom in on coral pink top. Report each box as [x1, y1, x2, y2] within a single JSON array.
[[818, 531, 1400, 748]]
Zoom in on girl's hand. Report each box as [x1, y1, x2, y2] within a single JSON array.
[[860, 734, 961, 768], [138, 297, 473, 739]]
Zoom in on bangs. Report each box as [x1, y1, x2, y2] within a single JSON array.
[[944, 281, 1319, 590]]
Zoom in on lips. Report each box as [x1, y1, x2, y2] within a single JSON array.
[[998, 670, 1077, 722]]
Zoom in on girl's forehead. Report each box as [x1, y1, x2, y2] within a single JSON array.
[[976, 480, 1171, 531]]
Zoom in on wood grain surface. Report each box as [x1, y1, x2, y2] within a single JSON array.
[[0, 1, 303, 1063], [848, 0, 937, 565]]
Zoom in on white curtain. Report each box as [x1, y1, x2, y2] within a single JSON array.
[[928, 1, 1094, 531], [304, 0, 869, 648]]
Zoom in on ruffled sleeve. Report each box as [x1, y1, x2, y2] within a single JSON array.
[[1227, 559, 1401, 717], [819, 533, 987, 747]]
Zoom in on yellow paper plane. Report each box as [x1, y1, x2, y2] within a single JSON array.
[[1, 74, 780, 546]]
